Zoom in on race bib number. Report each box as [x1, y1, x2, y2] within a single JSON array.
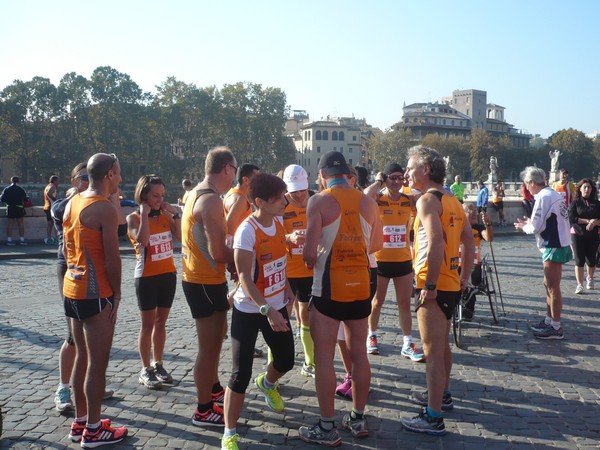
[[149, 231, 173, 262], [263, 255, 287, 296], [383, 225, 406, 248], [290, 229, 306, 255]]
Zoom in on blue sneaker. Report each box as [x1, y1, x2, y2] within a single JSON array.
[[367, 335, 379, 355], [401, 343, 425, 362]]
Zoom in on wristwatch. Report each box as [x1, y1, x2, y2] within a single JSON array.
[[425, 283, 437, 291], [259, 304, 271, 316]]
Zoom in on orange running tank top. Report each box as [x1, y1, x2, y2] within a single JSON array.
[[223, 187, 252, 230], [311, 188, 370, 302], [181, 188, 227, 284], [375, 191, 412, 263], [62, 194, 113, 299], [413, 189, 465, 292], [129, 212, 177, 278], [248, 216, 288, 298], [283, 201, 312, 278], [43, 184, 53, 210]]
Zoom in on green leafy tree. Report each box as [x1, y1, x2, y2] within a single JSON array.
[[547, 128, 596, 179], [420, 134, 470, 180], [368, 128, 415, 172]]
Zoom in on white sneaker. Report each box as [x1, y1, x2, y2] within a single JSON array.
[[575, 284, 584, 294], [586, 277, 594, 290]]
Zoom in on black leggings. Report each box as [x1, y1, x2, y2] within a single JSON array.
[[228, 306, 295, 394], [571, 234, 599, 267]]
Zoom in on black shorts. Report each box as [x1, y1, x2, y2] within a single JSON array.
[[64, 296, 114, 321], [492, 201, 504, 211], [135, 272, 177, 311], [415, 289, 461, 320], [288, 277, 313, 303], [44, 209, 52, 221], [6, 205, 26, 219], [182, 281, 229, 319], [571, 234, 599, 268], [309, 296, 371, 321], [477, 206, 487, 214], [376, 260, 413, 278], [369, 267, 377, 299]]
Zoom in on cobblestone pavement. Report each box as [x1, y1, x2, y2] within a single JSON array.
[[1, 235, 599, 449]]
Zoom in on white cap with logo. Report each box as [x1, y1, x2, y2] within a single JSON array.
[[283, 164, 309, 192]]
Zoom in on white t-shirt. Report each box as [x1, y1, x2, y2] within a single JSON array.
[[233, 216, 287, 313]]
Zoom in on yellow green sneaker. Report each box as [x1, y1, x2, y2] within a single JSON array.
[[221, 433, 239, 450], [255, 372, 284, 412]]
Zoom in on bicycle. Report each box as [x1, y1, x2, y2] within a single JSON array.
[[452, 254, 500, 348]]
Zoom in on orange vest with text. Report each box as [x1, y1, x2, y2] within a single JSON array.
[[248, 216, 288, 298], [283, 201, 313, 278], [375, 191, 412, 263], [129, 212, 177, 278]]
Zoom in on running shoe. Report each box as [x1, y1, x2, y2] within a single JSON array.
[[255, 372, 284, 412], [54, 387, 73, 412], [69, 419, 111, 442], [411, 390, 454, 411], [401, 343, 425, 362], [341, 413, 368, 438], [44, 237, 52, 245], [335, 374, 352, 399], [6, 240, 16, 246], [154, 362, 173, 384], [533, 325, 564, 340], [366, 335, 379, 355], [212, 388, 225, 406], [80, 420, 128, 447], [139, 367, 162, 389], [19, 240, 27, 245], [530, 318, 549, 332], [298, 422, 342, 447], [575, 284, 584, 294], [221, 433, 239, 450], [192, 403, 225, 427], [401, 409, 446, 436], [586, 276, 594, 290], [300, 362, 316, 378]]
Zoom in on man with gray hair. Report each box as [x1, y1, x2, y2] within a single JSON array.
[[515, 166, 572, 340], [402, 146, 474, 435]]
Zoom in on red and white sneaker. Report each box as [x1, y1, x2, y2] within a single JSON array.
[[80, 421, 128, 448], [191, 403, 225, 427], [211, 388, 225, 406], [68, 419, 111, 442]]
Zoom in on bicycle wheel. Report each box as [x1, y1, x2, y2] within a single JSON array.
[[452, 299, 463, 348], [483, 259, 499, 323]]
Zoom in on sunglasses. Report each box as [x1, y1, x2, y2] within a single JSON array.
[[78, 174, 89, 181], [227, 162, 238, 173], [387, 175, 404, 181]]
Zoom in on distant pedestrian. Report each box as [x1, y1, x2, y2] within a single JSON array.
[[515, 166, 572, 340], [1, 176, 29, 245], [476, 180, 488, 213], [521, 183, 534, 218], [450, 175, 465, 203], [178, 178, 193, 207], [491, 181, 505, 226], [43, 175, 59, 244], [551, 169, 576, 208]]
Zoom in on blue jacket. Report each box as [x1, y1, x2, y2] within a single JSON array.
[[477, 186, 489, 207]]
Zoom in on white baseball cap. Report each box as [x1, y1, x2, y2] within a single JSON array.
[[283, 164, 309, 192]]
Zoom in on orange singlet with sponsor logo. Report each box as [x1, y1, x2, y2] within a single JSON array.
[[375, 192, 412, 263], [413, 190, 466, 292], [43, 184, 53, 210], [459, 226, 483, 266], [181, 188, 227, 285], [247, 216, 288, 298], [223, 187, 253, 227], [129, 212, 176, 278], [283, 201, 312, 278], [62, 195, 113, 299], [311, 188, 371, 302]]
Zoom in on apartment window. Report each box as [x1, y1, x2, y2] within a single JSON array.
[[349, 159, 353, 165], [332, 131, 338, 141], [323, 131, 328, 140], [308, 130, 311, 140], [316, 130, 322, 140], [317, 146, 321, 153], [339, 131, 344, 141], [467, 109, 470, 116], [353, 135, 357, 141], [347, 147, 351, 153]]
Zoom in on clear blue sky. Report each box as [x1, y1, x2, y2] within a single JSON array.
[[2, 0, 599, 138]]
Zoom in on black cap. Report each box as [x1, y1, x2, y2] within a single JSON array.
[[318, 151, 351, 176], [383, 163, 404, 175]]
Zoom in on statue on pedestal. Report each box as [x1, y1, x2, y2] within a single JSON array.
[[549, 149, 561, 173], [489, 156, 498, 178]]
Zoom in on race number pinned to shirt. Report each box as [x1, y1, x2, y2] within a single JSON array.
[[263, 255, 287, 297], [149, 231, 173, 262], [383, 225, 407, 248]]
